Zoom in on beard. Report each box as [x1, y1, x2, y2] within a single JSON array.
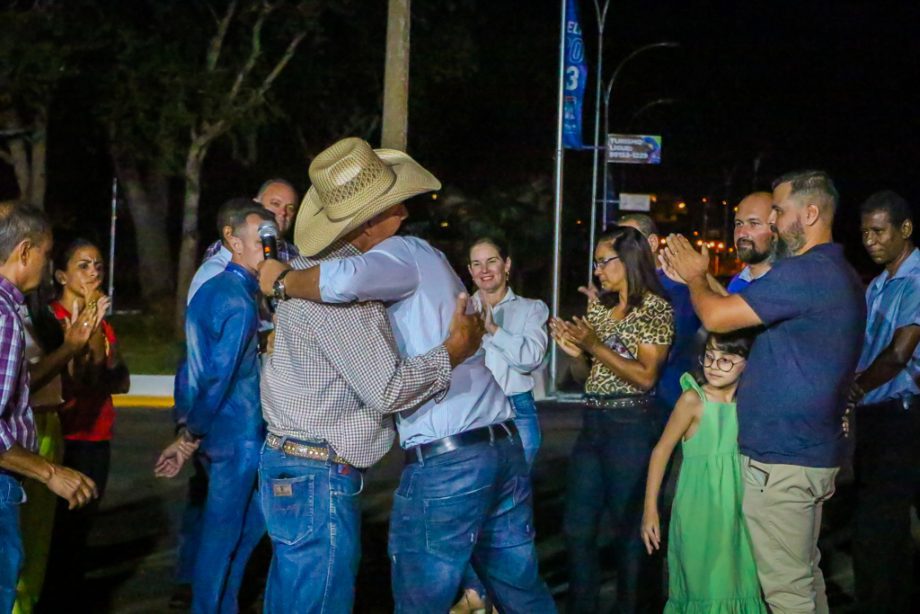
[[737, 238, 775, 265], [773, 218, 806, 259]]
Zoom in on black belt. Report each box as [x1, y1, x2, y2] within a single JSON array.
[[584, 394, 653, 410], [405, 420, 518, 465], [859, 396, 919, 413]]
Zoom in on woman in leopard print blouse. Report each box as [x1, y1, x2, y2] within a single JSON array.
[[550, 226, 675, 613]]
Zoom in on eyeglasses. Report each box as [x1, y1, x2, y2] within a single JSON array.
[[699, 353, 744, 372], [593, 255, 621, 269]]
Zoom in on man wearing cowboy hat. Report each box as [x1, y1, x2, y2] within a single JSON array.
[[256, 138, 487, 611], [259, 137, 555, 613]]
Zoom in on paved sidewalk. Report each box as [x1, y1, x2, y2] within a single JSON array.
[[70, 401, 909, 612]]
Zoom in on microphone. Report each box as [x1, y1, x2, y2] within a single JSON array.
[[259, 221, 279, 260]]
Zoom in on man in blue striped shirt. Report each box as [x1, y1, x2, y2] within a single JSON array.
[[850, 190, 920, 613]]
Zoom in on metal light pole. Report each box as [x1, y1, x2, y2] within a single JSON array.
[[586, 0, 611, 283], [107, 177, 117, 315], [601, 41, 679, 228], [549, 0, 568, 396]]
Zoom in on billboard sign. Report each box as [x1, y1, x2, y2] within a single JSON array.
[[606, 134, 662, 164], [619, 193, 652, 212]]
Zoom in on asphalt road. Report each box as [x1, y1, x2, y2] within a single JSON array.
[[71, 403, 895, 612]]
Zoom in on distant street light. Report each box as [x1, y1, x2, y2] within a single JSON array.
[[599, 41, 679, 229]]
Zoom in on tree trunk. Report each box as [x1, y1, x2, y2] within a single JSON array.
[[112, 150, 175, 301], [174, 142, 207, 334], [28, 111, 47, 209], [1, 109, 31, 202]]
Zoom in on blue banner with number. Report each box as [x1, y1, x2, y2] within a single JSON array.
[[563, 0, 587, 149]]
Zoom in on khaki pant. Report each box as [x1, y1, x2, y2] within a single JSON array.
[[741, 456, 838, 614]]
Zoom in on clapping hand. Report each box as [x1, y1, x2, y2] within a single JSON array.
[[553, 316, 601, 354], [549, 317, 580, 357], [62, 300, 99, 352], [661, 235, 710, 283], [481, 302, 498, 335], [658, 253, 687, 285]]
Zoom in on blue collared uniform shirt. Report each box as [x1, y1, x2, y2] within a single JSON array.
[[183, 262, 264, 451], [857, 247, 920, 404]]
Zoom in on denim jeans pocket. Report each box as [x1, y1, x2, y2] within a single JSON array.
[[424, 485, 490, 558], [0, 476, 25, 505], [261, 473, 315, 546]]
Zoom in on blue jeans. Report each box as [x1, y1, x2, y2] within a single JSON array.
[[0, 474, 25, 614], [176, 451, 208, 585], [389, 434, 556, 613], [564, 406, 658, 613], [259, 443, 363, 613], [192, 440, 264, 614], [510, 392, 541, 470]]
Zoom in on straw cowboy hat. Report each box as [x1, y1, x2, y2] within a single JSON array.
[[293, 137, 441, 256]]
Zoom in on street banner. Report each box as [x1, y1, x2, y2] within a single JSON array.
[[606, 133, 662, 164], [619, 193, 652, 212], [562, 0, 587, 149]]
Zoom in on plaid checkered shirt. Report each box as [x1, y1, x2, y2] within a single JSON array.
[[0, 275, 36, 454], [260, 242, 451, 468]]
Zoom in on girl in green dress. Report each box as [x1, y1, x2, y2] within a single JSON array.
[[642, 331, 767, 613]]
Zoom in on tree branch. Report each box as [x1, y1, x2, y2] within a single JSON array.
[[205, 0, 238, 73], [226, 0, 275, 104], [254, 29, 306, 101]]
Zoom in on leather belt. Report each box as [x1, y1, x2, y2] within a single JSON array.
[[265, 433, 351, 466], [405, 420, 518, 465], [859, 396, 919, 412], [584, 395, 653, 410]]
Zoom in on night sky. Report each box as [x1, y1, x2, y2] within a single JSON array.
[[3, 0, 919, 303]]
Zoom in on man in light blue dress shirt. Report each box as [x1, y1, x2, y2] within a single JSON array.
[[259, 138, 555, 613], [850, 190, 920, 613]]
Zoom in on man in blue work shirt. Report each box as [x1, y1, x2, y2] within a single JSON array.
[[259, 138, 555, 613], [850, 190, 920, 613], [156, 200, 274, 613]]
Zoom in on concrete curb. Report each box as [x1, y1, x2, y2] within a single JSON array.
[[113, 375, 173, 409]]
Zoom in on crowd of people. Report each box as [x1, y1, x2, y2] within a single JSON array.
[[0, 137, 917, 614], [0, 205, 128, 613]]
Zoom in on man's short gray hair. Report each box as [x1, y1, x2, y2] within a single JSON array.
[[255, 178, 297, 201], [772, 170, 839, 215], [617, 213, 659, 238], [0, 201, 51, 262]]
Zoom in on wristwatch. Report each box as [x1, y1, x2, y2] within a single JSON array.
[[272, 268, 292, 302]]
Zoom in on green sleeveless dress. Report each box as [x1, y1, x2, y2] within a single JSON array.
[[664, 373, 767, 614]]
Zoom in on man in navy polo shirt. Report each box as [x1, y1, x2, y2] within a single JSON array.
[[663, 170, 865, 614]]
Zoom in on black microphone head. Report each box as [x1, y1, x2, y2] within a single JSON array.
[[258, 221, 279, 239]]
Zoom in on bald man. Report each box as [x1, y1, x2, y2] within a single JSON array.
[[725, 192, 776, 293]]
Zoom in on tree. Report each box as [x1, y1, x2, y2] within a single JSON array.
[[0, 1, 80, 209], [90, 0, 313, 327]]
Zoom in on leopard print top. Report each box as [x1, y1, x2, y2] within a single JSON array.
[[584, 292, 675, 395]]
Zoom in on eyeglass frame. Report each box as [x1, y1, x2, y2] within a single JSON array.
[[593, 255, 621, 270], [698, 352, 745, 373]]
